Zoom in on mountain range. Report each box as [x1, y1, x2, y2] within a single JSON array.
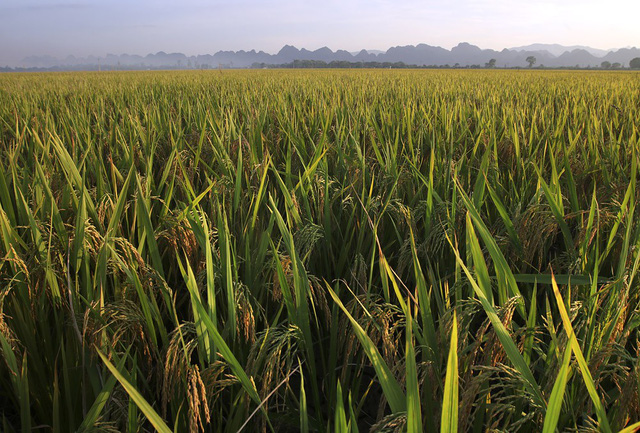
[[13, 43, 640, 70]]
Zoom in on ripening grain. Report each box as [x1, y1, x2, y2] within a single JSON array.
[[0, 69, 639, 432]]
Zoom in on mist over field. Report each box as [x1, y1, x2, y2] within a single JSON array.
[[10, 42, 640, 70]]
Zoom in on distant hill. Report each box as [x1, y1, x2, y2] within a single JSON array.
[[11, 42, 640, 70], [509, 43, 612, 57]]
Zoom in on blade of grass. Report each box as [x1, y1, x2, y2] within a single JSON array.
[[541, 343, 573, 433], [447, 234, 546, 409], [326, 282, 406, 414], [406, 307, 422, 433], [618, 421, 640, 433], [96, 349, 172, 433], [78, 349, 129, 432], [334, 381, 348, 433], [455, 179, 524, 313], [550, 273, 612, 433], [441, 311, 458, 433]]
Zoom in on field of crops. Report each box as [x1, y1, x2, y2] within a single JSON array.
[[0, 69, 639, 432]]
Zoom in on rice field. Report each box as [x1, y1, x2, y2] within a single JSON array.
[[0, 69, 639, 432]]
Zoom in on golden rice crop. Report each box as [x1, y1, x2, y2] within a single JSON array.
[[0, 69, 639, 432]]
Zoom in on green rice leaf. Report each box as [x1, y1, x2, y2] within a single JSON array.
[[542, 343, 572, 433], [96, 349, 172, 433], [550, 273, 612, 433], [441, 311, 458, 433], [448, 236, 546, 409], [326, 282, 406, 414]]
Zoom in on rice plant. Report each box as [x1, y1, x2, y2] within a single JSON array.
[[0, 69, 639, 432]]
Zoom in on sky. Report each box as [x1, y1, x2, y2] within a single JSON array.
[[1, 0, 638, 65]]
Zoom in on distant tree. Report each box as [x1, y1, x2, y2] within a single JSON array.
[[526, 56, 536, 67], [485, 58, 497, 68], [601, 61, 611, 69], [630, 58, 640, 69], [612, 62, 621, 69]]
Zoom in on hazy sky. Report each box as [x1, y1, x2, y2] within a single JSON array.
[[1, 0, 638, 65]]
